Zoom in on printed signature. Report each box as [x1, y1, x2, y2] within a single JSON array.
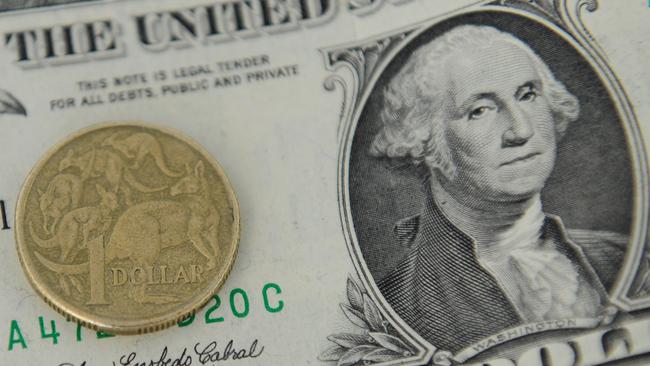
[[57, 338, 264, 366]]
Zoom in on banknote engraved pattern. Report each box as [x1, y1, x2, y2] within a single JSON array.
[[320, 277, 439, 366], [0, 88, 27, 116], [15, 123, 240, 334], [323, 0, 650, 364], [0, 0, 98, 13]]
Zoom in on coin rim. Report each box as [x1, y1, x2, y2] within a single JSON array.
[[14, 121, 241, 335]]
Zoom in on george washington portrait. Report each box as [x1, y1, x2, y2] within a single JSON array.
[[351, 22, 633, 354]]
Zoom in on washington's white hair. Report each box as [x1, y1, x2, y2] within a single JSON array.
[[370, 25, 580, 178]]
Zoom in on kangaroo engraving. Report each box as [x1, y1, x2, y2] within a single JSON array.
[[37, 173, 82, 235], [102, 132, 182, 177], [104, 160, 220, 304], [58, 147, 167, 204], [30, 185, 119, 296], [30, 184, 119, 263]]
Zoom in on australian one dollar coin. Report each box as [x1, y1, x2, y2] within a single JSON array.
[[14, 122, 240, 334]]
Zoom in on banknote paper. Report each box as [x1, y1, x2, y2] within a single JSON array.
[[1, 0, 650, 365]]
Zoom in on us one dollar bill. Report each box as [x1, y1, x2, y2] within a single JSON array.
[[1, 0, 650, 365]]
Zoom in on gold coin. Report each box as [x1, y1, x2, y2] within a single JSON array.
[[15, 122, 240, 334]]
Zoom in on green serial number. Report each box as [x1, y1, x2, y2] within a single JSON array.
[[6, 282, 284, 351]]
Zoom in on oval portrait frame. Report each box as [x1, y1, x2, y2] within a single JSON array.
[[324, 2, 648, 362]]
